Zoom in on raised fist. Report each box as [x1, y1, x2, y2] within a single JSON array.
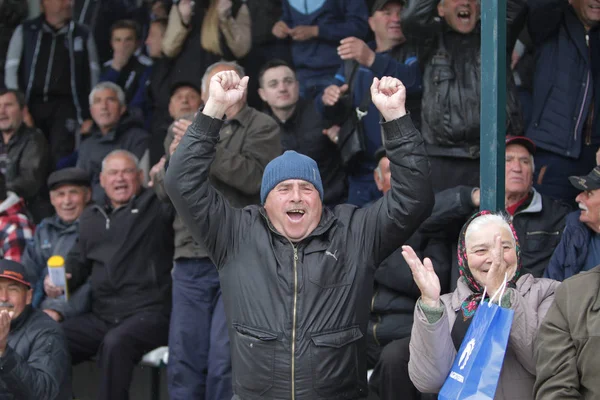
[[203, 71, 249, 118], [370, 76, 407, 122]]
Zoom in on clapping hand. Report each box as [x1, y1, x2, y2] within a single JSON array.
[[370, 77, 407, 122], [486, 235, 511, 297], [401, 245, 441, 308]]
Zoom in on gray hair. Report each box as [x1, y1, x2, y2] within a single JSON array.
[[101, 149, 140, 172], [465, 213, 516, 248], [89, 82, 126, 107], [201, 61, 246, 94]]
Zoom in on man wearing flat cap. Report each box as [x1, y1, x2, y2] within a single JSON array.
[[21, 167, 92, 322], [0, 259, 71, 400], [545, 164, 600, 281], [166, 71, 433, 398]]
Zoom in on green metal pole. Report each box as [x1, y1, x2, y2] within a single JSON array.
[[480, 0, 506, 211]]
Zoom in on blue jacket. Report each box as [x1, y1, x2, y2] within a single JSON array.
[[317, 41, 422, 174], [281, 0, 368, 80], [545, 211, 590, 281], [526, 1, 600, 158]]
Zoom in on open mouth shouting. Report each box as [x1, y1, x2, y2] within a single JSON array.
[[286, 209, 306, 223]]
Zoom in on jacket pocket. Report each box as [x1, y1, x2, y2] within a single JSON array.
[[306, 250, 353, 288], [231, 323, 278, 396], [524, 230, 561, 252], [310, 326, 363, 398]]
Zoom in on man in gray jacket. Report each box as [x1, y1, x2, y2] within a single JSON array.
[[165, 71, 433, 399], [0, 259, 71, 400], [152, 60, 281, 400], [21, 167, 92, 322]]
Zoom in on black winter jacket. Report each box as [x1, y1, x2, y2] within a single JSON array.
[[65, 188, 174, 323], [402, 0, 525, 158], [165, 112, 433, 399], [4, 124, 51, 222], [0, 306, 71, 400]]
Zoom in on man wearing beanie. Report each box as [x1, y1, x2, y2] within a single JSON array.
[[165, 71, 433, 399]]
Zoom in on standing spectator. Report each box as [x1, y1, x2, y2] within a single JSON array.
[[143, 16, 167, 132], [0, 259, 72, 400], [401, 0, 525, 192], [77, 82, 149, 205], [258, 59, 346, 206], [57, 150, 173, 400], [0, 89, 51, 223], [21, 167, 92, 323], [165, 71, 433, 399], [152, 61, 281, 400], [73, 0, 139, 64], [243, 0, 291, 108], [318, 0, 422, 207], [0, 0, 28, 89], [525, 0, 600, 203], [99, 20, 152, 116], [0, 172, 34, 262], [4, 0, 100, 169], [272, 0, 369, 98]]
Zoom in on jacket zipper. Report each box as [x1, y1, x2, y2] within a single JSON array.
[[43, 34, 57, 103], [291, 245, 299, 400], [574, 33, 591, 142]]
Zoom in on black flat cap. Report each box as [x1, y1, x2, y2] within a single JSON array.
[[47, 167, 91, 190], [371, 0, 405, 15], [170, 81, 202, 97]]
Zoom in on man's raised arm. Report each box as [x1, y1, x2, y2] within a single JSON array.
[[164, 71, 249, 266]]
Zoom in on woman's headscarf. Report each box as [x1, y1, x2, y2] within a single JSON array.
[[457, 210, 522, 320]]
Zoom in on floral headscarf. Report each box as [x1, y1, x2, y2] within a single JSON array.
[[457, 210, 522, 320]]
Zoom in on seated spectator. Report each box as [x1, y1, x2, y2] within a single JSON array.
[[0, 259, 71, 400], [258, 59, 346, 206], [525, 0, 600, 203], [405, 211, 559, 398], [77, 82, 149, 204], [0, 172, 34, 262], [545, 165, 600, 281], [99, 20, 152, 117], [317, 0, 422, 207], [150, 60, 281, 399], [56, 150, 173, 400], [534, 265, 600, 399], [272, 0, 369, 98], [401, 0, 525, 192], [367, 148, 451, 400], [21, 167, 92, 322], [5, 0, 99, 168], [420, 136, 571, 283], [0, 89, 51, 222]]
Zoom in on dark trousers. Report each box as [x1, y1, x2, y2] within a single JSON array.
[[533, 146, 597, 205], [29, 98, 78, 169], [61, 310, 169, 400], [369, 337, 434, 400], [428, 156, 480, 194], [347, 173, 382, 207], [167, 257, 232, 400]]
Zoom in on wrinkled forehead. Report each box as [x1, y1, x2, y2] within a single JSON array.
[[466, 221, 514, 248], [275, 179, 316, 189]]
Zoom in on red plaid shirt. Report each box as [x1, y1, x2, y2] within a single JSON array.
[[0, 194, 35, 262]]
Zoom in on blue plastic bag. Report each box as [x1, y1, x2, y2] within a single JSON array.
[[438, 288, 514, 400]]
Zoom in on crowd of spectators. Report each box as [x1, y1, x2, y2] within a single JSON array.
[[0, 0, 599, 399]]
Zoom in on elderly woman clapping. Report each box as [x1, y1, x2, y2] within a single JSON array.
[[404, 211, 559, 399]]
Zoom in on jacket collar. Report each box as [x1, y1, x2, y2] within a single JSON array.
[[46, 214, 80, 232], [225, 105, 251, 127], [514, 188, 542, 216], [10, 305, 33, 332], [565, 6, 595, 62]]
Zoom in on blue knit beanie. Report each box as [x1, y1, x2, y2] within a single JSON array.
[[260, 151, 324, 204]]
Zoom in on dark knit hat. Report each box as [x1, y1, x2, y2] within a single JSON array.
[[260, 151, 324, 204]]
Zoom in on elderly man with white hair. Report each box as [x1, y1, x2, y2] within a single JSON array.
[[77, 81, 149, 205]]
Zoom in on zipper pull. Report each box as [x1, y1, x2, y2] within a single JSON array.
[[105, 218, 110, 230], [586, 34, 590, 47]]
